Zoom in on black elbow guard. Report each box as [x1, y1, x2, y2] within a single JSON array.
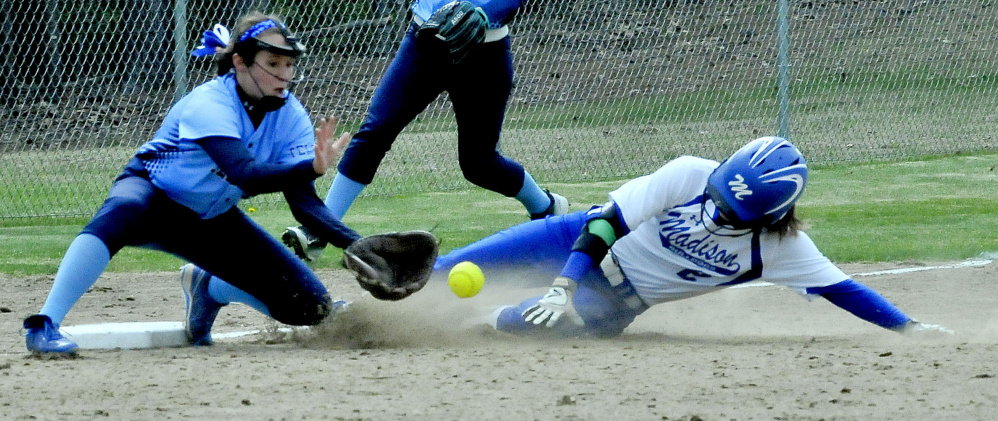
[[570, 203, 624, 261], [571, 230, 611, 260]]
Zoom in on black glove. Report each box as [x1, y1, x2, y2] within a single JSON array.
[[417, 0, 489, 64], [342, 230, 439, 301]]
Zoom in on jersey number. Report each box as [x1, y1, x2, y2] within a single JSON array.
[[677, 269, 711, 282]]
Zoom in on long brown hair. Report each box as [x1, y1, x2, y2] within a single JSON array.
[[766, 206, 804, 238], [215, 12, 289, 76]]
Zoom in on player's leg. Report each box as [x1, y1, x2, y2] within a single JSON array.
[[163, 208, 337, 345], [24, 160, 156, 355], [448, 38, 568, 220], [283, 25, 445, 261], [332, 25, 448, 206], [434, 211, 588, 283]]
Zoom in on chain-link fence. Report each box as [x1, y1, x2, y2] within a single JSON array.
[[2, 0, 996, 219]]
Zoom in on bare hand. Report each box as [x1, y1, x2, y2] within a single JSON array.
[[312, 115, 352, 175]]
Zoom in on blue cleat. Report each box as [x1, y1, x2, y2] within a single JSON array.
[[180, 263, 224, 346], [331, 300, 350, 314], [23, 314, 78, 356]]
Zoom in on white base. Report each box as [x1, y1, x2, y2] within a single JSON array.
[[60, 321, 287, 350], [62, 321, 189, 350]]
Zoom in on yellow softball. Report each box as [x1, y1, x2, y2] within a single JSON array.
[[448, 261, 485, 298]]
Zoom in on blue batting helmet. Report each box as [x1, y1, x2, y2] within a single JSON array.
[[706, 136, 808, 229]]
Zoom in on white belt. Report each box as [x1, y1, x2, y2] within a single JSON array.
[[599, 253, 626, 287], [599, 254, 649, 311], [412, 15, 510, 43]]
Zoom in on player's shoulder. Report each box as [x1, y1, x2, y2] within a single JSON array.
[[669, 155, 719, 171], [271, 94, 311, 132], [650, 155, 718, 180], [183, 75, 239, 110], [761, 229, 817, 251], [282, 94, 308, 115]]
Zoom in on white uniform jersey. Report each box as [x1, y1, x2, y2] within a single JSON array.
[[608, 156, 849, 306]]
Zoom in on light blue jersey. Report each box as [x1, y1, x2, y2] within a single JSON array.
[[137, 74, 315, 219]]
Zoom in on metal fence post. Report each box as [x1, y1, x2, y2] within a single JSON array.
[[173, 0, 189, 103], [776, 0, 791, 140]]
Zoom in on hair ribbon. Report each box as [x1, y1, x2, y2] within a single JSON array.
[[191, 24, 231, 57]]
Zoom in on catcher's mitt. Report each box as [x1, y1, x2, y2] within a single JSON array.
[[342, 230, 439, 301], [417, 0, 489, 64]]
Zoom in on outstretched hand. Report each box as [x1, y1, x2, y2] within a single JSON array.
[[902, 320, 956, 337], [522, 277, 585, 328], [313, 115, 352, 175]]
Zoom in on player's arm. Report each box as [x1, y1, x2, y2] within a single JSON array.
[[559, 202, 629, 282], [283, 183, 362, 250], [197, 135, 318, 196], [522, 202, 629, 327], [806, 279, 911, 330], [806, 279, 952, 334]]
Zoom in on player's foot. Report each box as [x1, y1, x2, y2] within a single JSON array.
[[326, 300, 351, 321], [282, 226, 327, 263], [530, 190, 570, 220], [332, 300, 351, 312], [180, 263, 224, 346], [460, 305, 511, 330], [23, 314, 78, 356]]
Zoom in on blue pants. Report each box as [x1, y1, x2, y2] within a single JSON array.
[[83, 158, 332, 326], [436, 212, 646, 337], [337, 25, 526, 197]]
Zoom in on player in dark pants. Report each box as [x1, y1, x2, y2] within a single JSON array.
[[22, 13, 359, 356], [282, 0, 569, 262]]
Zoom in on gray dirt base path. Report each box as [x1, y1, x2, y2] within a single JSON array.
[[1, 260, 995, 420]]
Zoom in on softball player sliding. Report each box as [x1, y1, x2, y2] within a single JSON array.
[[436, 137, 952, 337], [282, 0, 568, 262], [23, 13, 361, 356]]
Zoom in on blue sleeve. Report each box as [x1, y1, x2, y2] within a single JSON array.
[[197, 136, 319, 196], [283, 184, 362, 249], [559, 251, 594, 282], [806, 279, 911, 331], [478, 0, 524, 26]]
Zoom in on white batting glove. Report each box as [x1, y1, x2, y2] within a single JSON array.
[[522, 277, 585, 328], [901, 320, 955, 336]]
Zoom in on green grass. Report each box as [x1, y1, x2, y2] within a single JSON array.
[[798, 154, 998, 261], [0, 153, 996, 276], [5, 81, 997, 220]]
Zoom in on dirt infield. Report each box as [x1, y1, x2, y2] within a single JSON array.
[[1, 260, 996, 420]]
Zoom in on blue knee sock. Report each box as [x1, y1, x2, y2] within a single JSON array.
[[323, 172, 367, 219], [40, 233, 111, 325], [515, 171, 551, 215], [207, 277, 272, 317]]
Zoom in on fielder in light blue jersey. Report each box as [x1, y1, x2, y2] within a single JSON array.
[[282, 0, 569, 262], [23, 12, 361, 356], [436, 137, 953, 337]]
